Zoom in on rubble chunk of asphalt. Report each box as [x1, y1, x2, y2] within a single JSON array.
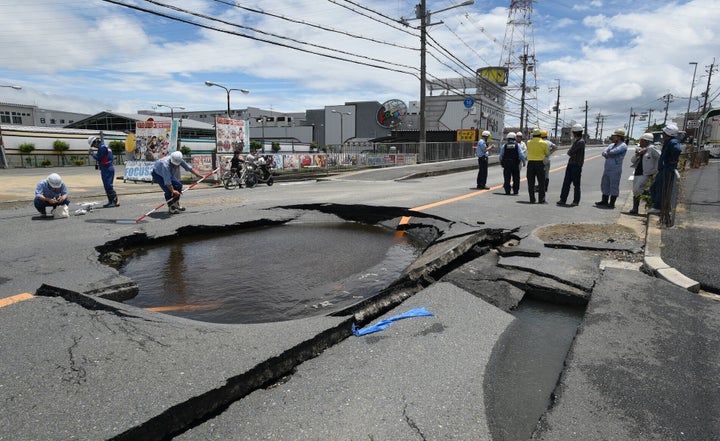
[[443, 253, 589, 310]]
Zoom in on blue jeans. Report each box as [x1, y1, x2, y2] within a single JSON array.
[[151, 171, 182, 202], [34, 197, 70, 214]]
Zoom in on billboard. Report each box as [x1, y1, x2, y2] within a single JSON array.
[[477, 67, 509, 86], [377, 99, 408, 128], [214, 117, 249, 153]]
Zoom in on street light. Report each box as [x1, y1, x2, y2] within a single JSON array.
[[331, 110, 352, 147], [415, 0, 474, 160], [204, 81, 249, 117], [156, 104, 185, 121]]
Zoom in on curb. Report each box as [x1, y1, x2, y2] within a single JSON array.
[[642, 214, 701, 293]]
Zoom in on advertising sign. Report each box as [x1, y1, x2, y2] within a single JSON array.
[[477, 67, 509, 86], [377, 99, 408, 128], [214, 117, 249, 153], [456, 129, 478, 142], [125, 119, 175, 181]]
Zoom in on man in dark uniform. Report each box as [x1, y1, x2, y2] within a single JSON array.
[[499, 132, 526, 195]]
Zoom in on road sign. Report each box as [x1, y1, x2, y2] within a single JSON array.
[[687, 120, 700, 129], [463, 97, 474, 108]]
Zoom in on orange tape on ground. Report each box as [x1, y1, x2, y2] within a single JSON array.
[[0, 293, 35, 308]]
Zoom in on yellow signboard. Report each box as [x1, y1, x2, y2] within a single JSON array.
[[456, 129, 477, 142], [477, 67, 509, 86]]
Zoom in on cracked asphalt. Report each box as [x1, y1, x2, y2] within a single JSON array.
[[1, 154, 719, 440]]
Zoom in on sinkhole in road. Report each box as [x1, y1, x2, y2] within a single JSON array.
[[119, 222, 425, 324]]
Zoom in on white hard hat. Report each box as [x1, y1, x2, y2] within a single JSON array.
[[506, 132, 516, 139], [170, 151, 183, 165], [88, 136, 98, 146], [662, 123, 679, 136], [47, 173, 63, 189], [640, 133, 654, 142], [571, 124, 584, 133], [481, 130, 491, 137]]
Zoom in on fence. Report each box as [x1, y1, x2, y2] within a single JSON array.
[[4, 141, 479, 170]]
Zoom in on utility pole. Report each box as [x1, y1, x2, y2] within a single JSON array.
[[549, 79, 561, 143], [519, 49, 528, 135], [583, 101, 589, 142], [701, 59, 717, 115], [662, 94, 674, 125], [646, 109, 654, 131]]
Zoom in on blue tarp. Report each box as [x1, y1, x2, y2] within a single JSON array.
[[352, 307, 434, 336]]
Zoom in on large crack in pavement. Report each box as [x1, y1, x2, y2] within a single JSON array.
[[29, 203, 630, 440]]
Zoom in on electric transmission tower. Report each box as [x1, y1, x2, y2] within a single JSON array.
[[499, 0, 539, 135]]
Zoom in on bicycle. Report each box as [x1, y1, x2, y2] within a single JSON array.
[[221, 163, 257, 189]]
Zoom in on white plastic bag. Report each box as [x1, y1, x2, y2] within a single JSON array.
[[54, 205, 70, 219]]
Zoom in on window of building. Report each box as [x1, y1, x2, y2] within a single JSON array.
[[0, 112, 10, 124], [60, 119, 65, 124], [12, 115, 22, 124], [50, 119, 56, 124], [40, 118, 46, 124]]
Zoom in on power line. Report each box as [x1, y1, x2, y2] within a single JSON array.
[[101, 0, 417, 77], [212, 0, 419, 50]]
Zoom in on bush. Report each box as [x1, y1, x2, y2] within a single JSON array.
[[18, 143, 35, 168], [53, 140, 70, 165], [109, 140, 125, 154], [180, 145, 192, 156], [41, 159, 52, 167], [271, 141, 281, 153], [250, 140, 263, 152]]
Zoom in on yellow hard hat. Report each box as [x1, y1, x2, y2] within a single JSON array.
[[540, 130, 548, 138], [532, 128, 542, 137]]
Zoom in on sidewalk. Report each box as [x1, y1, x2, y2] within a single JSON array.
[[655, 159, 720, 294]]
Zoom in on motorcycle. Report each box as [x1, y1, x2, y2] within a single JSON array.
[[247, 154, 274, 186]]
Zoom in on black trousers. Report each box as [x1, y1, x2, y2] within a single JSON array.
[[526, 160, 546, 202], [559, 163, 582, 204], [503, 163, 520, 194], [476, 156, 488, 187]]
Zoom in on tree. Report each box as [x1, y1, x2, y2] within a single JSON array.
[[271, 141, 281, 153], [109, 140, 126, 165], [52, 140, 69, 166], [18, 143, 35, 168], [250, 140, 263, 152]]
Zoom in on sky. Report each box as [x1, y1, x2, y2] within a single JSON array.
[[0, 0, 718, 139]]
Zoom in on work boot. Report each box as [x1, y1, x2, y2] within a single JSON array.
[[175, 201, 186, 211], [627, 197, 640, 215], [595, 195, 609, 207], [168, 201, 181, 214], [609, 196, 617, 209]]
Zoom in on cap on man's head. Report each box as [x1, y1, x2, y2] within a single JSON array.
[[612, 128, 625, 137], [506, 132, 516, 139], [532, 128, 542, 137]]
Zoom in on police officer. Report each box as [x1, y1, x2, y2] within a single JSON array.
[[476, 130, 493, 189], [499, 132, 526, 195]]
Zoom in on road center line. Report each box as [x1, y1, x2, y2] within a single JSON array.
[[0, 293, 35, 308], [399, 153, 601, 226]]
